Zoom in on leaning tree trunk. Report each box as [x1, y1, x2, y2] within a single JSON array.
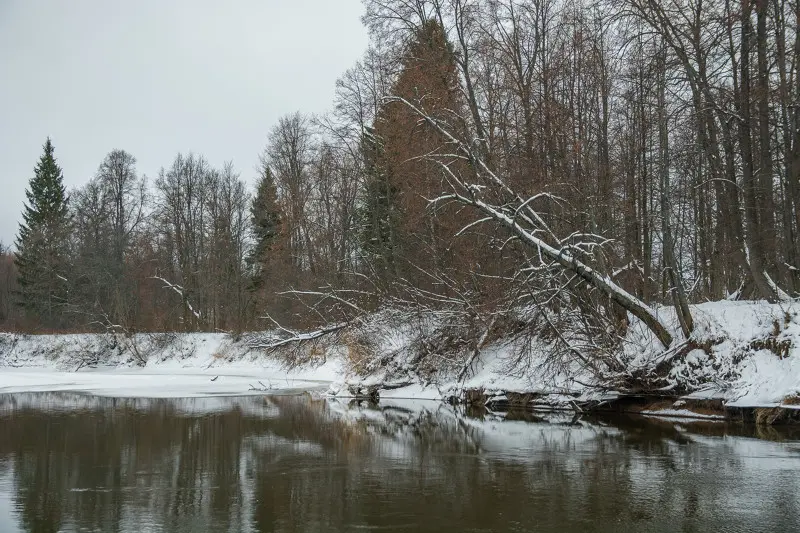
[[393, 97, 675, 349]]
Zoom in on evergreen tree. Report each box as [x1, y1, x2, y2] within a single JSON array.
[[358, 126, 400, 279], [247, 161, 282, 290], [14, 138, 72, 327]]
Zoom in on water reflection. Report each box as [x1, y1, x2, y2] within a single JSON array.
[[0, 393, 798, 533]]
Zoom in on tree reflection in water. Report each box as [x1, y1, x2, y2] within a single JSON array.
[[0, 393, 798, 533]]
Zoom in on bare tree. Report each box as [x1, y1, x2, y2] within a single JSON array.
[[266, 113, 317, 274], [393, 95, 674, 347]]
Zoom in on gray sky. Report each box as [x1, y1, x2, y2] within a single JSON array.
[[0, 0, 369, 247]]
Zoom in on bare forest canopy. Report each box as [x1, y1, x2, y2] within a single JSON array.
[[2, 0, 799, 358]]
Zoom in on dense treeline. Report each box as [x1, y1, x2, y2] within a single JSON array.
[[2, 1, 799, 348]]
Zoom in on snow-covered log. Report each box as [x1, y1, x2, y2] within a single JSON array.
[[246, 322, 347, 350]]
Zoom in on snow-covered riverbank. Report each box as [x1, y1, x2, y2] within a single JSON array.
[[0, 333, 343, 397], [1, 300, 799, 412]]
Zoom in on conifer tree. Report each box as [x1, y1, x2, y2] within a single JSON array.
[[14, 138, 72, 327], [359, 126, 400, 279], [247, 161, 282, 290]]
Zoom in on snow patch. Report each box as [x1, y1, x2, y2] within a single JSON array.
[[639, 408, 726, 421]]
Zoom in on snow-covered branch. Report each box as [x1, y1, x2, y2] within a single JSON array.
[[150, 276, 201, 320], [246, 322, 348, 350], [391, 95, 675, 349]]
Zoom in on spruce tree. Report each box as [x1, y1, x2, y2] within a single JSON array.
[[359, 126, 400, 278], [14, 138, 72, 327], [247, 162, 282, 290]]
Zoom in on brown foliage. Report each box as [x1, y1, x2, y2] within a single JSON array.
[[374, 20, 507, 301]]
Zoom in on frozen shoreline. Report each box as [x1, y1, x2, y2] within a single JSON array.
[[0, 300, 799, 412], [0, 366, 337, 398], [0, 333, 344, 398]]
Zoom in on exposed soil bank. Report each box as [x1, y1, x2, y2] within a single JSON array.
[[454, 389, 800, 425]]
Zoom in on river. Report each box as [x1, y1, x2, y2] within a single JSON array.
[[0, 392, 798, 532]]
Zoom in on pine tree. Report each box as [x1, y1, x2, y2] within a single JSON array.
[[14, 138, 72, 327], [247, 161, 282, 291]]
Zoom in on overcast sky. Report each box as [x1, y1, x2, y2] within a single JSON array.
[[0, 0, 369, 247]]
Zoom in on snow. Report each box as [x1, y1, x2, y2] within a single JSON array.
[[623, 300, 800, 408], [639, 408, 726, 421], [0, 367, 332, 398], [726, 349, 800, 407], [0, 333, 343, 398], [1, 300, 799, 408], [337, 299, 800, 410], [683, 388, 728, 400], [379, 383, 441, 400]]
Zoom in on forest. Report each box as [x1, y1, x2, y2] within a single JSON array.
[[1, 0, 799, 381]]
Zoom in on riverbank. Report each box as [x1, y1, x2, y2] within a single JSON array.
[[1, 300, 799, 422], [0, 333, 342, 397], [332, 299, 800, 423]]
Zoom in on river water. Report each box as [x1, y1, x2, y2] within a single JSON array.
[[0, 393, 798, 532]]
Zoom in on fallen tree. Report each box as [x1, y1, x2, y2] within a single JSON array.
[[390, 96, 674, 349]]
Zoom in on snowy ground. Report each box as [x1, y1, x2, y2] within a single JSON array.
[[336, 300, 800, 409], [0, 333, 343, 398], [662, 300, 800, 408], [1, 300, 799, 408], [0, 366, 338, 398]]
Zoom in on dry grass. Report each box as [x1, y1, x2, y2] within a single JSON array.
[[309, 343, 326, 360], [340, 332, 374, 375], [630, 399, 674, 412], [749, 336, 792, 359], [781, 394, 800, 406]]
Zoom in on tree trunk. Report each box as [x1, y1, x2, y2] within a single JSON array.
[[755, 0, 777, 273], [658, 48, 694, 338], [397, 97, 675, 349], [739, 0, 781, 302]]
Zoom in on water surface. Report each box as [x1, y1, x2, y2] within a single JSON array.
[[0, 393, 798, 532]]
